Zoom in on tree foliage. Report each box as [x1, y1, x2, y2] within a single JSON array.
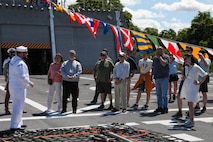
[[69, 0, 123, 11]]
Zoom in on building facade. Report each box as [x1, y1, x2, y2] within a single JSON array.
[[0, 0, 127, 74]]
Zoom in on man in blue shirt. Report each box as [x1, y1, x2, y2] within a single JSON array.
[[152, 47, 169, 114]]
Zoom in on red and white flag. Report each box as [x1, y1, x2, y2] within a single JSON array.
[[84, 18, 100, 39], [74, 12, 86, 25], [120, 27, 134, 51], [160, 38, 184, 64], [110, 25, 122, 53]]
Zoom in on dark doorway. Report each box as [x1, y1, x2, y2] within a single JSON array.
[[1, 48, 52, 75], [27, 49, 52, 75]]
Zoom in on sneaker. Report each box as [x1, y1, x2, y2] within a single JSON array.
[[161, 108, 168, 114], [73, 108, 77, 114], [173, 94, 176, 101], [194, 106, 200, 111], [185, 111, 189, 119], [172, 111, 183, 118], [98, 104, 104, 110], [111, 108, 119, 112], [61, 110, 67, 114], [106, 105, 113, 110], [201, 106, 206, 113], [122, 109, 127, 113], [130, 104, 138, 110], [141, 104, 149, 110], [5, 110, 11, 115], [154, 107, 162, 113], [90, 100, 97, 105], [184, 119, 194, 128], [168, 97, 174, 103]]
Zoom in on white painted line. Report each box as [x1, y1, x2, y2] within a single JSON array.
[[142, 119, 173, 126], [194, 117, 213, 123], [25, 98, 47, 112], [125, 122, 140, 126], [142, 117, 213, 125], [0, 85, 47, 112], [171, 133, 203, 141], [0, 112, 114, 122], [80, 76, 94, 81]]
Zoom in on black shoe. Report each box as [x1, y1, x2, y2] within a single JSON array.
[[5, 110, 11, 115], [185, 111, 189, 118], [106, 105, 113, 110], [173, 94, 176, 101], [98, 104, 104, 110], [161, 108, 168, 114], [73, 108, 77, 114], [61, 110, 66, 114], [194, 105, 200, 111], [201, 106, 206, 113], [154, 107, 162, 113], [90, 100, 97, 105], [21, 125, 27, 128], [10, 127, 25, 132], [168, 98, 174, 103], [130, 104, 138, 110], [172, 111, 183, 118], [111, 108, 119, 112]]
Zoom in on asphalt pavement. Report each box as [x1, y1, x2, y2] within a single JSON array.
[[0, 74, 213, 141]]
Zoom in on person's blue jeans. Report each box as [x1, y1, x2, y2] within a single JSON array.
[[155, 77, 169, 108]]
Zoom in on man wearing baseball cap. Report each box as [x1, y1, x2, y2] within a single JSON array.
[[9, 46, 34, 131]]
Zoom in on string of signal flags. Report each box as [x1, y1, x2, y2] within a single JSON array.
[[49, 1, 213, 64]]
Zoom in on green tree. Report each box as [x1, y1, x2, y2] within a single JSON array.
[[186, 11, 213, 47], [159, 29, 176, 40], [69, 0, 123, 11], [144, 28, 158, 36], [176, 28, 189, 42]]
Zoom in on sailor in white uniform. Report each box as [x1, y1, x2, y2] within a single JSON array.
[[9, 46, 34, 130]]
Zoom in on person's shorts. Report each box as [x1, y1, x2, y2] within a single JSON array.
[[169, 74, 179, 82], [138, 82, 145, 92], [199, 77, 208, 92], [97, 82, 112, 95]]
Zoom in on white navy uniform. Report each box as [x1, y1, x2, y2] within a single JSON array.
[[9, 46, 32, 129]]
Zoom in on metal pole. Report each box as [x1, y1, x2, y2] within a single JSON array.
[[49, 8, 56, 62], [102, 0, 104, 10]]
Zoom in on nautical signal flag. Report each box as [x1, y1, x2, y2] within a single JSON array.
[[179, 43, 209, 59], [160, 38, 183, 64], [101, 22, 109, 35], [74, 12, 86, 25], [131, 31, 153, 54], [84, 18, 100, 39], [110, 25, 122, 53], [120, 28, 134, 52]]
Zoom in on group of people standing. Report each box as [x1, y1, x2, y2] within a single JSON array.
[[91, 46, 211, 128], [2, 47, 82, 131], [2, 45, 211, 130]]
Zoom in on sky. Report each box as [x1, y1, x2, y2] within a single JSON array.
[[65, 0, 213, 33]]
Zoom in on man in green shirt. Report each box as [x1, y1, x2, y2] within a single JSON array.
[[94, 51, 114, 110]]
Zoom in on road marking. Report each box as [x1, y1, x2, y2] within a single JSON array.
[[171, 134, 203, 141], [0, 85, 47, 112], [142, 117, 213, 125]]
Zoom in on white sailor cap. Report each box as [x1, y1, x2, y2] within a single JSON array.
[[16, 46, 28, 52], [7, 48, 16, 53]]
